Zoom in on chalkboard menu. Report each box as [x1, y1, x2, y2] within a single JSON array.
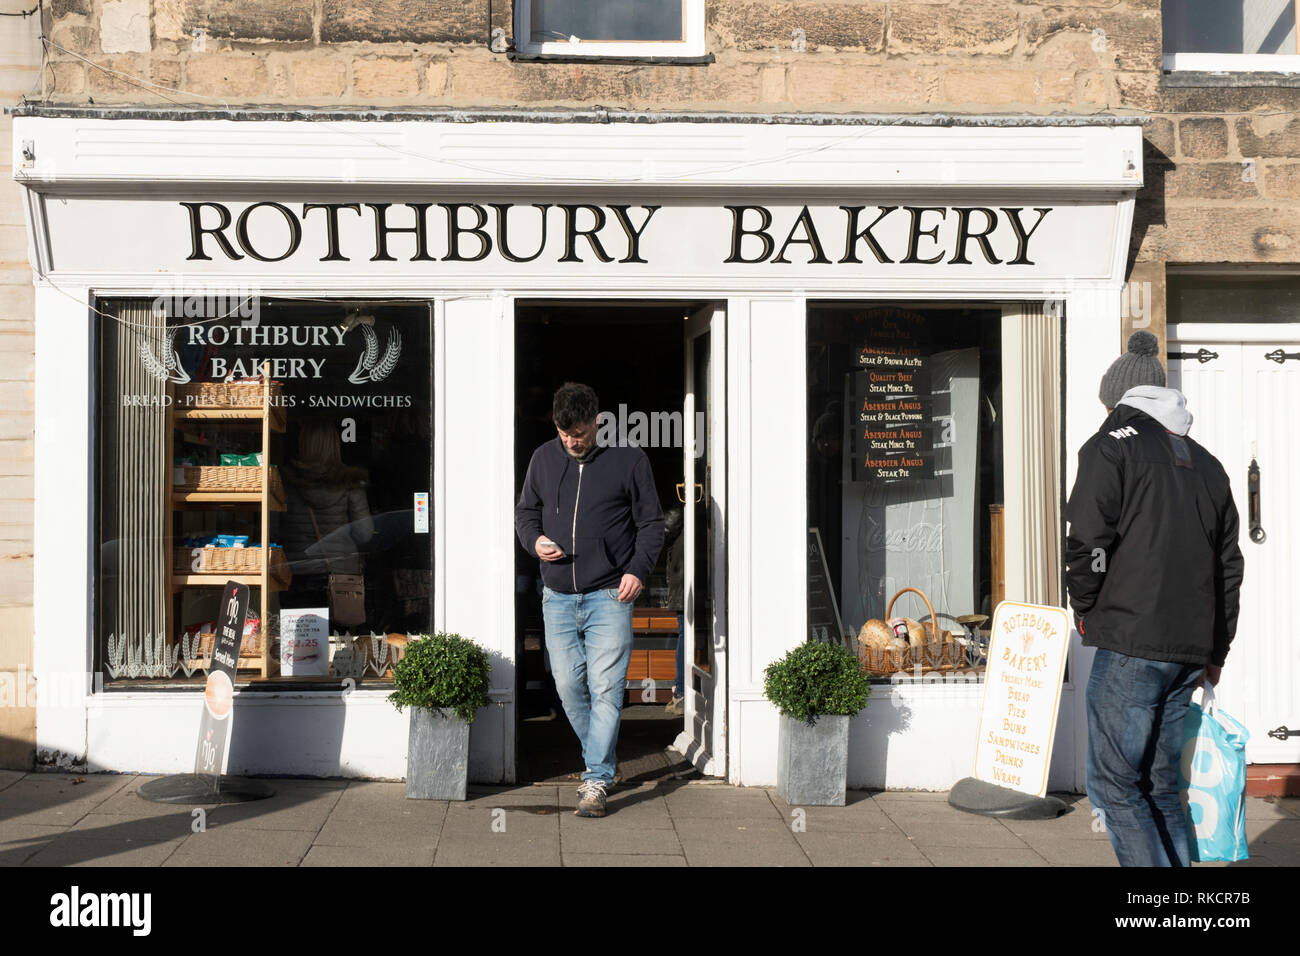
[[847, 363, 935, 481], [806, 528, 846, 646], [843, 308, 936, 481]]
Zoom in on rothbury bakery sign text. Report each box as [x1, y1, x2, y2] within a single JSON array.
[[182, 201, 1053, 267]]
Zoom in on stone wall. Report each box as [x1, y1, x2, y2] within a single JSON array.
[[43, 1, 1157, 112], [0, 3, 39, 769], [45, 1, 1300, 274]]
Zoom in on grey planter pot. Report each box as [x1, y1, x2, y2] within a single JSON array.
[[777, 713, 849, 806], [406, 706, 470, 800]]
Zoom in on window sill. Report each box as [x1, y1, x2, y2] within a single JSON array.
[[507, 51, 715, 66], [1163, 70, 1300, 88]]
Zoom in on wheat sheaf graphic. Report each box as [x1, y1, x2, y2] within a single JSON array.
[[348, 324, 402, 384], [136, 326, 191, 384]]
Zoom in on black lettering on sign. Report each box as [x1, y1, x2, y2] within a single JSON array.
[[492, 203, 551, 263], [367, 202, 436, 262], [772, 206, 831, 264], [1002, 207, 1052, 266], [949, 206, 1001, 265], [901, 206, 947, 264], [235, 202, 303, 263], [724, 205, 775, 264], [440, 203, 492, 262], [182, 201, 243, 261], [303, 203, 363, 261], [839, 206, 897, 264], [559, 204, 615, 263]]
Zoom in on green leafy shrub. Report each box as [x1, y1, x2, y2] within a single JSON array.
[[389, 633, 492, 724], [763, 641, 871, 725]]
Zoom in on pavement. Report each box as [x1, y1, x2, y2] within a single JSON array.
[[1, 767, 1297, 866]]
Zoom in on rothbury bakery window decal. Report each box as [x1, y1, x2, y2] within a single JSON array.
[[95, 297, 434, 687]]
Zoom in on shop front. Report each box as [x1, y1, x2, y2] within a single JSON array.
[[14, 110, 1143, 789]]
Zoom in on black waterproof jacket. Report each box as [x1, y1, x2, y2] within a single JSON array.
[[1064, 404, 1244, 667], [515, 438, 665, 594]]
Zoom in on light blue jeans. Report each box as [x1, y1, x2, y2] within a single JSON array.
[[541, 585, 634, 785]]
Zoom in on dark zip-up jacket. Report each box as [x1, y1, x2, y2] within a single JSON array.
[[515, 438, 665, 594], [1064, 404, 1244, 667]]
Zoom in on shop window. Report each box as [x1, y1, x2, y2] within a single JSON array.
[[515, 0, 705, 58], [1163, 0, 1300, 72], [806, 304, 1063, 683], [94, 298, 433, 687]]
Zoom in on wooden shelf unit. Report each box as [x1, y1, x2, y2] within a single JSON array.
[[164, 366, 288, 678]]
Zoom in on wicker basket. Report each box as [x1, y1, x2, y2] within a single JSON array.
[[857, 642, 909, 676], [174, 465, 286, 508], [857, 587, 967, 675], [174, 545, 292, 589], [174, 379, 282, 410]]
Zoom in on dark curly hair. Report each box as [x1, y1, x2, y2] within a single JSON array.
[[553, 382, 600, 430]]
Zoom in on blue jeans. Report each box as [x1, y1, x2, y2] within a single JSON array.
[[541, 586, 634, 785], [1085, 647, 1204, 867]]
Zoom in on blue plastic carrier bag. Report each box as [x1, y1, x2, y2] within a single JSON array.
[[1179, 685, 1250, 863]]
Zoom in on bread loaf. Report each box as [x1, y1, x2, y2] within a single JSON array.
[[857, 619, 893, 650]]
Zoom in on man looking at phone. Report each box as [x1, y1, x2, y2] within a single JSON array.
[[516, 382, 665, 817]]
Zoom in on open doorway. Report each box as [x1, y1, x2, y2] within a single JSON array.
[[514, 301, 714, 785]]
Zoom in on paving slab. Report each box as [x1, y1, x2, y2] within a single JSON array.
[[661, 785, 784, 820], [903, 821, 1034, 850], [563, 853, 687, 866], [0, 770, 24, 793], [917, 844, 1048, 866], [767, 790, 902, 833], [793, 830, 932, 866], [165, 827, 316, 866], [673, 816, 810, 867], [0, 823, 67, 866], [328, 781, 447, 823], [68, 811, 200, 843], [433, 806, 561, 866], [302, 843, 435, 866], [0, 773, 133, 826], [203, 783, 345, 831], [462, 785, 560, 811], [558, 822, 683, 855], [313, 812, 441, 848], [1018, 836, 1120, 866], [1244, 797, 1300, 821], [23, 837, 184, 867]]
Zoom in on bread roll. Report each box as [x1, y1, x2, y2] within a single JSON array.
[[857, 619, 893, 650]]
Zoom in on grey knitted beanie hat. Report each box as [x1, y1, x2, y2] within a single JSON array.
[[1099, 330, 1165, 408]]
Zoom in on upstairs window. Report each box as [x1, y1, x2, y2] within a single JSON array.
[[1164, 0, 1300, 72], [515, 0, 705, 58]]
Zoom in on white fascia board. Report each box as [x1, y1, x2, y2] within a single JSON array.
[[11, 116, 1145, 191]]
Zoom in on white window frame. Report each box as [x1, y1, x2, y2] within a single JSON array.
[[1164, 52, 1300, 72], [1163, 0, 1300, 72], [514, 0, 705, 58]]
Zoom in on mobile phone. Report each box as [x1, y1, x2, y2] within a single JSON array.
[[539, 538, 563, 554]]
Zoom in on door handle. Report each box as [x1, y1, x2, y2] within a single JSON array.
[[1248, 458, 1265, 544], [1264, 349, 1300, 364], [675, 482, 704, 504]]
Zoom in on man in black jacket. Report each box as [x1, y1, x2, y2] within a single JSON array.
[[1065, 330, 1244, 866], [516, 382, 665, 817]]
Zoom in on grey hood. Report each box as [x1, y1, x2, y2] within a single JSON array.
[[1117, 385, 1193, 436]]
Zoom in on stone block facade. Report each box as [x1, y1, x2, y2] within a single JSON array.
[[28, 1, 1291, 278]]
